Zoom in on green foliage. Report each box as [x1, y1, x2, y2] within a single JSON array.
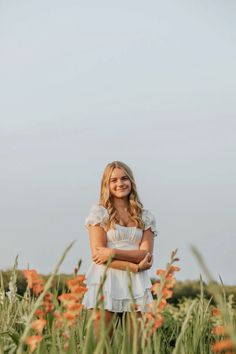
[[2, 270, 236, 305], [0, 249, 235, 353]]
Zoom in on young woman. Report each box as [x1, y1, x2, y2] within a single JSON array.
[[82, 161, 158, 337]]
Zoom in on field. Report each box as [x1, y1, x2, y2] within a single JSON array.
[[0, 245, 235, 354]]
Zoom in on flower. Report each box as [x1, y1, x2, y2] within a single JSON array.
[[212, 307, 221, 317], [31, 319, 46, 334], [212, 339, 234, 352], [34, 309, 45, 319], [25, 335, 42, 352], [145, 249, 180, 335], [212, 325, 228, 336], [43, 292, 54, 312], [54, 273, 87, 330], [22, 270, 44, 296]]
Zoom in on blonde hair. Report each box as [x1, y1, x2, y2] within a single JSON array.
[[99, 161, 144, 230]]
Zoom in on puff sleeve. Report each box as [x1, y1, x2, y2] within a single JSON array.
[[142, 209, 159, 237], [84, 204, 108, 229]]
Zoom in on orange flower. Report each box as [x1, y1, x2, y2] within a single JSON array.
[[43, 292, 54, 312], [212, 339, 234, 352], [68, 286, 87, 296], [212, 325, 228, 336], [44, 292, 53, 301], [53, 310, 64, 328], [25, 335, 42, 352], [67, 275, 85, 287], [63, 311, 77, 326], [34, 309, 45, 319], [67, 303, 82, 312], [145, 312, 153, 321], [23, 270, 38, 288], [146, 250, 180, 335], [154, 315, 164, 329], [162, 288, 173, 299], [32, 281, 44, 297], [58, 293, 78, 305], [212, 307, 221, 317], [23, 270, 44, 296], [167, 265, 181, 275], [31, 319, 46, 334], [156, 269, 166, 276], [157, 298, 167, 310]]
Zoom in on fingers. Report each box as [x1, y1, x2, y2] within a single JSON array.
[[145, 252, 153, 261], [144, 252, 150, 259]]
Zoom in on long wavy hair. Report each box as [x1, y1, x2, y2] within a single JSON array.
[[99, 161, 145, 230]]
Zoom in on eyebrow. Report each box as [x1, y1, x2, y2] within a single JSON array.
[[109, 175, 128, 180]]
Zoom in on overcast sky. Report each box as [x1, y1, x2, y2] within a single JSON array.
[[0, 0, 235, 284]]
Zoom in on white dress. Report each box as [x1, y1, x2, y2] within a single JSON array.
[[82, 205, 158, 313]]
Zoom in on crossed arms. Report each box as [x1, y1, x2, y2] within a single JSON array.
[[87, 224, 154, 273]]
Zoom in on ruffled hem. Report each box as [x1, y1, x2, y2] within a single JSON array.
[[85, 263, 152, 299], [83, 263, 153, 312], [82, 285, 153, 313]]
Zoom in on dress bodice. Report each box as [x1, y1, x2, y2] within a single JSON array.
[[106, 224, 143, 250]]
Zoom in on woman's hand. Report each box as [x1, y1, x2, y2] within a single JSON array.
[[138, 253, 153, 272], [92, 247, 114, 265]]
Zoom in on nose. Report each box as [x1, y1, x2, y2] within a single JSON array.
[[118, 179, 125, 187]]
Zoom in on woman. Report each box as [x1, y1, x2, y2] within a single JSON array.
[[82, 161, 158, 338]]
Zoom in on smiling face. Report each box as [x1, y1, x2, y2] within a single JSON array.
[[109, 167, 132, 200]]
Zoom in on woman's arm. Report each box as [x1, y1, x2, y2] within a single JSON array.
[[87, 225, 138, 271], [108, 260, 138, 272], [88, 224, 107, 257], [93, 228, 155, 264], [108, 253, 153, 272]]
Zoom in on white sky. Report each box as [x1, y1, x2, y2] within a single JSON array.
[[0, 1, 236, 284]]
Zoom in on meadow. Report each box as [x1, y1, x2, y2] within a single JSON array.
[[0, 245, 235, 354]]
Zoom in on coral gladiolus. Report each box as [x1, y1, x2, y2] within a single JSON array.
[[156, 269, 166, 276], [22, 269, 44, 296], [212, 339, 234, 352], [212, 307, 221, 317], [34, 309, 45, 319], [25, 335, 42, 352], [145, 249, 180, 335], [31, 319, 46, 334], [212, 325, 228, 336]]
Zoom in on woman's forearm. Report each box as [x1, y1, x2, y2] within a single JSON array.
[[111, 249, 148, 263], [108, 260, 138, 272]]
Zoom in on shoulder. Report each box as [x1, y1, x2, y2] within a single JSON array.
[[85, 204, 109, 228], [141, 209, 159, 237]]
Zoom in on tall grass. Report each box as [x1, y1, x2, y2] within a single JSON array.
[[0, 245, 235, 353]]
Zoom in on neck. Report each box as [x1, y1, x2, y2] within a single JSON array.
[[112, 197, 129, 211]]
